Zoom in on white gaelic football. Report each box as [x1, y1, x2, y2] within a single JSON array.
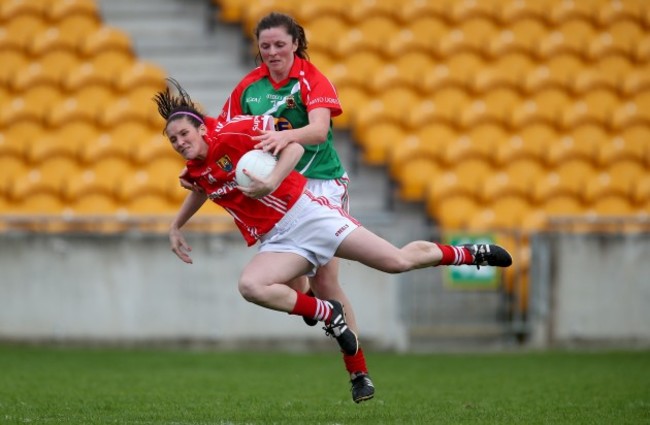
[[235, 149, 277, 187]]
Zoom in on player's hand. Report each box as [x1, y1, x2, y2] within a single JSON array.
[[169, 227, 193, 264], [253, 130, 290, 156], [236, 169, 276, 199], [179, 167, 204, 193]]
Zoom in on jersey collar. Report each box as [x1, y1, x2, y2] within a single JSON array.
[[261, 55, 303, 90]]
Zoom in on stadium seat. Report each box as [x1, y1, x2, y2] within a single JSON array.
[[61, 61, 116, 94], [426, 169, 480, 207], [389, 139, 446, 202], [25, 132, 82, 165], [0, 49, 29, 87], [466, 194, 533, 230], [397, 0, 453, 23], [334, 50, 386, 90], [356, 121, 410, 166], [589, 20, 644, 62], [0, 97, 44, 128], [545, 135, 598, 168], [293, 0, 346, 24], [631, 175, 650, 209], [437, 16, 499, 58], [536, 20, 596, 60], [2, 12, 48, 49], [547, 0, 598, 26], [487, 19, 547, 59], [44, 0, 99, 22], [45, 96, 99, 129], [597, 135, 647, 170], [78, 132, 136, 165], [494, 130, 549, 168], [440, 51, 489, 86], [124, 129, 170, 166], [114, 61, 167, 96], [368, 51, 436, 93], [334, 16, 400, 58], [9, 62, 62, 93], [304, 15, 349, 57], [386, 15, 448, 57], [499, 0, 550, 26], [78, 26, 134, 61], [73, 83, 119, 117], [443, 131, 499, 169], [27, 25, 80, 58], [427, 191, 480, 229], [39, 49, 82, 78], [0, 0, 48, 21], [406, 87, 472, 130], [346, 0, 402, 23], [333, 85, 370, 129], [422, 64, 470, 95]]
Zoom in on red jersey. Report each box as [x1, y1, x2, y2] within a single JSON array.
[[185, 115, 307, 246]]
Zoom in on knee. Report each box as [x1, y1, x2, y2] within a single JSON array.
[[238, 275, 265, 304]]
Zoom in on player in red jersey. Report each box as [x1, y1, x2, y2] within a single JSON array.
[[155, 83, 514, 402], [183, 11, 378, 403]]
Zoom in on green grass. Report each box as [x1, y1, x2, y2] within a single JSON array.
[[0, 345, 648, 425]]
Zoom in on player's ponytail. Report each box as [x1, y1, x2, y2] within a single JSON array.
[[153, 78, 205, 129]]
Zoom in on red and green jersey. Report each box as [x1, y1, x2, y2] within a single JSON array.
[[185, 115, 307, 246], [218, 56, 345, 180]]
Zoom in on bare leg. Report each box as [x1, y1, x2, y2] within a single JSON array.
[[335, 227, 443, 273], [309, 258, 360, 333], [238, 252, 313, 311]]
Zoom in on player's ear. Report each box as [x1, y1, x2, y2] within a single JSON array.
[[198, 124, 207, 136]]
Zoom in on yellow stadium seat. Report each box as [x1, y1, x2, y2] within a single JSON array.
[[0, 49, 29, 87], [96, 97, 154, 131], [27, 25, 80, 57], [588, 194, 636, 216], [611, 99, 650, 130], [427, 191, 480, 229], [368, 51, 435, 93], [480, 163, 542, 204], [0, 97, 44, 128], [334, 15, 400, 58], [406, 86, 472, 129], [304, 15, 349, 57], [494, 130, 549, 167], [547, 0, 598, 26], [426, 169, 480, 206], [437, 16, 499, 58], [633, 34, 650, 64], [347, 0, 402, 23], [536, 20, 596, 60], [353, 86, 420, 132], [355, 121, 410, 166], [9, 61, 62, 93], [0, 0, 48, 21], [8, 165, 66, 203], [12, 191, 66, 214], [78, 132, 135, 165], [443, 131, 498, 169], [621, 66, 650, 98], [442, 51, 488, 84], [63, 167, 118, 204], [67, 191, 121, 214], [461, 88, 522, 128], [62, 61, 116, 93], [631, 175, 650, 208], [54, 11, 100, 37], [499, 0, 550, 25], [333, 85, 370, 129], [78, 26, 134, 61], [391, 152, 445, 203], [397, 0, 453, 24], [294, 0, 346, 24], [25, 132, 82, 165], [422, 64, 470, 95], [114, 61, 166, 95], [487, 18, 546, 59], [3, 12, 48, 49], [386, 16, 447, 57], [73, 83, 119, 116], [45, 0, 99, 23], [45, 96, 98, 128], [332, 50, 385, 90], [597, 135, 647, 169], [593, 19, 644, 60], [545, 134, 598, 168], [466, 194, 533, 230]]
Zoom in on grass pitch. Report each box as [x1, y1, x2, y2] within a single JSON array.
[[0, 345, 648, 425]]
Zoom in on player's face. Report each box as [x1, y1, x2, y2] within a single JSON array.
[[166, 118, 208, 161], [258, 26, 297, 79]]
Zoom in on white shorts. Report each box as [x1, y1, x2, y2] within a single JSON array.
[[305, 173, 350, 212], [258, 190, 360, 276]]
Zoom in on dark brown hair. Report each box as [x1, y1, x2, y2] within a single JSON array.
[[254, 12, 309, 63], [153, 78, 205, 130]]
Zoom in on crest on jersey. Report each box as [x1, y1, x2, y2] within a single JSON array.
[[285, 95, 296, 109], [216, 155, 233, 172]]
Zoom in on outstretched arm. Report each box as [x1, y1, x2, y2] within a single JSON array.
[[169, 191, 208, 263]]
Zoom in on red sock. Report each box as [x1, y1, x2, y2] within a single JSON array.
[[343, 347, 368, 375], [290, 290, 332, 322], [436, 243, 472, 265]]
